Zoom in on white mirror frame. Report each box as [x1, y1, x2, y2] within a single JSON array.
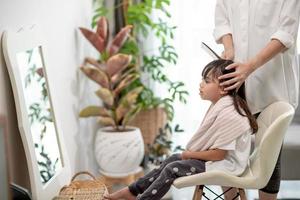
[[2, 27, 71, 200]]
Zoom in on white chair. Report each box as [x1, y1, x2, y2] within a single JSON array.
[[173, 101, 295, 200]]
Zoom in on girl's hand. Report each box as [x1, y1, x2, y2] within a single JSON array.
[[218, 61, 255, 92], [221, 48, 235, 60], [181, 151, 191, 160]]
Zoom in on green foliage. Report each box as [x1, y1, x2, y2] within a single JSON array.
[[147, 123, 185, 165], [36, 143, 59, 184]]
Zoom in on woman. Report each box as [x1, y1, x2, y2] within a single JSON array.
[[214, 0, 300, 199]]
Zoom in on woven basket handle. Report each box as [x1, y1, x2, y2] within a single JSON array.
[[71, 171, 96, 182]]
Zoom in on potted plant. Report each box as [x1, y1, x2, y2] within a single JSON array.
[[79, 17, 144, 176], [92, 0, 189, 151]]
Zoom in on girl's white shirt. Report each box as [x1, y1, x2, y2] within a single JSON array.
[[205, 129, 252, 176], [214, 0, 300, 114]]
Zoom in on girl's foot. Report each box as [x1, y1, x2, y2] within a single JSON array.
[[103, 187, 136, 200]]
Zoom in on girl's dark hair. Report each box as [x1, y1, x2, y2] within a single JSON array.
[[202, 59, 258, 133]]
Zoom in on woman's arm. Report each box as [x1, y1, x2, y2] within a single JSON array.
[[214, 0, 232, 44], [221, 34, 234, 60], [218, 39, 286, 91], [181, 149, 228, 161], [218, 0, 300, 91]]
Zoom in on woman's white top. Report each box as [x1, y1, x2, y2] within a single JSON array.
[[214, 0, 300, 114], [205, 130, 252, 176]]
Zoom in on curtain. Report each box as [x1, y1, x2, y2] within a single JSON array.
[[153, 0, 222, 149]]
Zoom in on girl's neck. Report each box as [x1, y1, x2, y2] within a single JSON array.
[[210, 94, 228, 105]]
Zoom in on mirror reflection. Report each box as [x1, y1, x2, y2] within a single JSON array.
[[16, 47, 62, 184]]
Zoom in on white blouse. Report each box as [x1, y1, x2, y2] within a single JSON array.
[[205, 130, 252, 176], [214, 0, 300, 114]]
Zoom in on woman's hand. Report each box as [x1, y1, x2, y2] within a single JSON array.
[[181, 151, 191, 160], [218, 61, 256, 92]]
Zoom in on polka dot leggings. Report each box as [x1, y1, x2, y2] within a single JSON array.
[[128, 153, 206, 200]]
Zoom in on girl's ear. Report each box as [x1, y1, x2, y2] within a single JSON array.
[[219, 86, 228, 95]]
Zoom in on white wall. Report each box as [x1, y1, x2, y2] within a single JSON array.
[[0, 0, 93, 190]]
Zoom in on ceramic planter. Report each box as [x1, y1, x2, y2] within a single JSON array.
[[95, 126, 144, 176]]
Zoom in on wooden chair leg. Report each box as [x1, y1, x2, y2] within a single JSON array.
[[238, 188, 247, 200], [193, 185, 203, 200]]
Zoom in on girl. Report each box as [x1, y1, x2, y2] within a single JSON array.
[[104, 59, 258, 200]]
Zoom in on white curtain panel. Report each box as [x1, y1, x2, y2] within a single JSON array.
[[152, 0, 223, 149]]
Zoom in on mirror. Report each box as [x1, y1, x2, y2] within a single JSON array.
[[2, 28, 70, 200], [16, 47, 62, 184]]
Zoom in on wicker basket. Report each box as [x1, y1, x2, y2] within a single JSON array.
[[128, 107, 167, 151], [53, 171, 108, 200]]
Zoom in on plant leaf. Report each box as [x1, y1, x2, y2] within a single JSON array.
[[106, 54, 132, 77], [84, 57, 105, 70], [96, 17, 109, 48], [80, 65, 109, 88], [108, 25, 132, 56], [79, 27, 105, 53], [95, 88, 114, 106], [113, 73, 139, 95], [36, 67, 44, 77], [121, 104, 142, 127], [79, 106, 110, 117], [115, 104, 130, 124], [98, 117, 116, 126], [115, 87, 143, 123], [119, 86, 143, 106], [111, 66, 136, 86]]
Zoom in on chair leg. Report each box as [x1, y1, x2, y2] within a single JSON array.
[[238, 188, 247, 200], [193, 185, 203, 200]]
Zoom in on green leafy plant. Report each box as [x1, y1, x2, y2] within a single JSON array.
[[92, 0, 189, 121], [147, 123, 184, 165], [79, 17, 143, 131]]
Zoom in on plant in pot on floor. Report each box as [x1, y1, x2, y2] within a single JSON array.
[[92, 0, 189, 155], [79, 18, 144, 176]]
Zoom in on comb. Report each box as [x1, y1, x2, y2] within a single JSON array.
[[201, 42, 221, 60]]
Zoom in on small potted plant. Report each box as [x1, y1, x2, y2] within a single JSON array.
[[79, 17, 144, 176], [147, 123, 184, 167]]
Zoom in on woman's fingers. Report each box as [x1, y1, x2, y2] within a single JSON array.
[[225, 62, 238, 70], [218, 72, 236, 80], [224, 82, 241, 91], [220, 77, 238, 86]]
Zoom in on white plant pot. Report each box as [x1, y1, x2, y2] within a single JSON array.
[[95, 126, 144, 176]]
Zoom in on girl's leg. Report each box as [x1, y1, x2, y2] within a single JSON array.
[[128, 153, 182, 196], [137, 159, 206, 200], [104, 154, 182, 199]]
